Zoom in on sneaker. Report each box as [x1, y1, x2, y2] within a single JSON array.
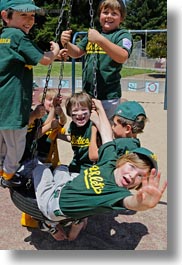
[[0, 173, 25, 188], [39, 221, 67, 241], [17, 158, 40, 178], [0, 176, 6, 188]]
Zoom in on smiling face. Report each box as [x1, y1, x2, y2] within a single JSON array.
[[2, 10, 35, 34], [99, 7, 122, 33], [71, 103, 91, 127]]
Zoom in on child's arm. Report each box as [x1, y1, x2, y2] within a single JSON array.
[[88, 124, 99, 162], [56, 107, 67, 126], [91, 99, 113, 144], [60, 30, 85, 58], [53, 96, 67, 126], [88, 28, 129, 64], [28, 105, 46, 125], [36, 106, 55, 137], [123, 169, 167, 211], [39, 41, 60, 65]]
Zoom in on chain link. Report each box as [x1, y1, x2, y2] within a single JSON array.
[[89, 0, 97, 98], [31, 0, 72, 158], [54, 0, 67, 43], [57, 0, 73, 97], [89, 0, 95, 28]]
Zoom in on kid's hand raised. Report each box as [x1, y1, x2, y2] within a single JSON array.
[[124, 169, 167, 211]]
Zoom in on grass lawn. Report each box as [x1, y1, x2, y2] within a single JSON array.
[[33, 61, 159, 78]]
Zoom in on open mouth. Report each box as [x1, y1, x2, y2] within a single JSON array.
[[77, 117, 85, 122], [122, 176, 131, 186], [75, 116, 87, 126]]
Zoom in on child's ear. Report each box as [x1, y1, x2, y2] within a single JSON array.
[[125, 124, 132, 134], [1, 10, 8, 23], [120, 17, 124, 24]]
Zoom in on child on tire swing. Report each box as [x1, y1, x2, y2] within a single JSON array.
[[88, 100, 148, 163], [31, 99, 167, 241], [20, 89, 67, 229]]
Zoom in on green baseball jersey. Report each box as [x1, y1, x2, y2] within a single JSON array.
[[21, 113, 52, 161], [60, 141, 132, 219], [0, 28, 44, 129], [77, 29, 133, 100], [68, 120, 94, 173], [36, 114, 53, 159]]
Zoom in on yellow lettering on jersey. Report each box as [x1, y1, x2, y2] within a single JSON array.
[[84, 165, 105, 194], [0, 38, 11, 44], [71, 135, 90, 147], [86, 41, 106, 54]]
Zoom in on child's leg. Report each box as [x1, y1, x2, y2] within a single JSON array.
[[101, 98, 120, 121], [50, 224, 67, 241], [52, 165, 79, 191], [33, 164, 68, 221], [1, 128, 27, 180], [68, 218, 88, 241], [53, 165, 72, 189], [0, 133, 6, 175], [32, 164, 56, 219]]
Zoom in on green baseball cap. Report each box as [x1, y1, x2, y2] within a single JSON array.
[[131, 147, 158, 170], [0, 0, 40, 12], [114, 101, 146, 121]]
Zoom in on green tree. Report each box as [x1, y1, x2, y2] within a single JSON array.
[[124, 0, 167, 30], [33, 0, 100, 50], [124, 0, 167, 58], [147, 30, 167, 58]]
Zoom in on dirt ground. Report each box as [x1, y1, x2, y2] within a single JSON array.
[[0, 88, 167, 250]]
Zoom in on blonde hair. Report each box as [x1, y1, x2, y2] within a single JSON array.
[[116, 152, 153, 189], [65, 92, 92, 117], [98, 0, 126, 20], [38, 89, 58, 103], [116, 152, 152, 171]]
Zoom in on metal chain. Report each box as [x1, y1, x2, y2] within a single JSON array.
[[41, 0, 68, 103], [89, 0, 98, 98], [57, 0, 73, 97], [31, 0, 72, 159], [89, 0, 95, 28], [54, 0, 68, 43], [30, 119, 42, 159]]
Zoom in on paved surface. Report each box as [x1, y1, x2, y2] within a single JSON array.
[[0, 85, 167, 250]]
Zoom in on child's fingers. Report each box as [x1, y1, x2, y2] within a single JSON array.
[[141, 174, 148, 187], [142, 169, 167, 196], [160, 181, 167, 194]]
